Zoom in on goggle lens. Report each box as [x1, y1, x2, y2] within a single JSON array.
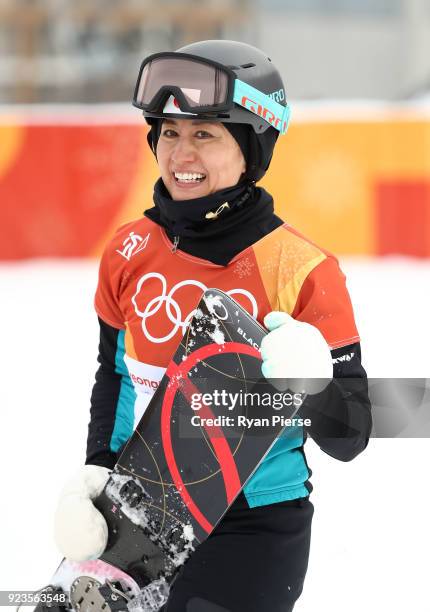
[[136, 57, 229, 109]]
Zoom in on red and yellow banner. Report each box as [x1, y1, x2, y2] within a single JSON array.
[[1, 107, 429, 259]]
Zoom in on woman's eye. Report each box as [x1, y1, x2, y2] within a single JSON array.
[[161, 129, 177, 138], [196, 130, 213, 139]]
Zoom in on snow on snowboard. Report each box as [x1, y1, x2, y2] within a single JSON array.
[[35, 289, 300, 612]]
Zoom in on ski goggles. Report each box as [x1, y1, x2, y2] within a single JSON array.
[[133, 52, 291, 135]]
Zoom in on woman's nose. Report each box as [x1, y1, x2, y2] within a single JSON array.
[[171, 136, 197, 163]]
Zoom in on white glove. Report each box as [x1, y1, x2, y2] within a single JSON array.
[[54, 465, 110, 562], [260, 311, 333, 394]]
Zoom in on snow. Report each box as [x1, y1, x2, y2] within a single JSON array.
[[192, 301, 226, 345], [207, 326, 225, 345], [105, 472, 195, 568], [203, 293, 224, 315], [106, 473, 152, 530], [0, 257, 429, 611]]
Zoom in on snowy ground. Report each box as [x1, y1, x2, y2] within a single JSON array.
[[0, 257, 429, 611]]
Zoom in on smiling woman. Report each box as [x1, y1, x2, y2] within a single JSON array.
[[52, 39, 372, 612], [157, 119, 246, 199]]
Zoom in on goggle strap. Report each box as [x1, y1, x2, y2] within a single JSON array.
[[233, 79, 291, 135]]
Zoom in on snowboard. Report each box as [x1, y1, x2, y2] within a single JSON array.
[[35, 289, 302, 612]]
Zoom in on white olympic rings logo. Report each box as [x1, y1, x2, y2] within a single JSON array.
[[131, 273, 258, 344]]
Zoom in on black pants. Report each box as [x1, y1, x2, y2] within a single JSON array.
[[164, 492, 314, 612]]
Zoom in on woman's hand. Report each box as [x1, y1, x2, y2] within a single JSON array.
[[260, 311, 333, 395], [54, 465, 110, 562]]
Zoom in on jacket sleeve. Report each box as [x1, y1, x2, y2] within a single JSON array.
[[298, 341, 372, 462], [289, 255, 372, 461], [85, 317, 129, 469]]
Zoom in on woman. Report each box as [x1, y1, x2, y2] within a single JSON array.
[[54, 40, 372, 611]]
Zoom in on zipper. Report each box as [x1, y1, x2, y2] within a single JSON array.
[[205, 202, 230, 220], [172, 235, 180, 253]]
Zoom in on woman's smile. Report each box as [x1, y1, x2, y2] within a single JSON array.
[[172, 170, 207, 187]]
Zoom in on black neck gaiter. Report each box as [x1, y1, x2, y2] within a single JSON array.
[[144, 178, 284, 266]]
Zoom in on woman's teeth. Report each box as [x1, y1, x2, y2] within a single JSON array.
[[174, 172, 206, 183]]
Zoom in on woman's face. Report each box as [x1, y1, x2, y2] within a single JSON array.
[[156, 119, 246, 200]]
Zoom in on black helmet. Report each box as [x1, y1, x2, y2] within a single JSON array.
[[134, 40, 289, 181]]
